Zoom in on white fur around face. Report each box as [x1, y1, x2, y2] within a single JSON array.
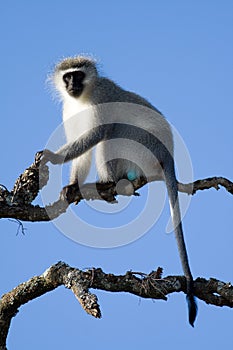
[[53, 65, 97, 102]]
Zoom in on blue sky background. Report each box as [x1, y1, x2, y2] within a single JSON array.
[[1, 1, 233, 349]]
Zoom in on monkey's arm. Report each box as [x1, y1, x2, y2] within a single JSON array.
[[41, 125, 108, 166]]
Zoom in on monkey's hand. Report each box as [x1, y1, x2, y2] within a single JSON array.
[[39, 149, 64, 166]]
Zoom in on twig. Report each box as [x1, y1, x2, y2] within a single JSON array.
[[7, 219, 26, 235]]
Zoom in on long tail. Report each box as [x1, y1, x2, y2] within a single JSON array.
[[163, 159, 198, 326], [186, 284, 198, 327]]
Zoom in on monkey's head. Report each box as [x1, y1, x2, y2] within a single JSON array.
[[53, 56, 98, 100]]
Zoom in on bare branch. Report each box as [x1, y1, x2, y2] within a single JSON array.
[[0, 154, 232, 222], [0, 261, 232, 349], [178, 177, 233, 195], [10, 152, 49, 205]]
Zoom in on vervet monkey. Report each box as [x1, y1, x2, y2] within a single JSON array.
[[41, 55, 197, 326]]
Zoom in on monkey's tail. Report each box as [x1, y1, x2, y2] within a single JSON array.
[[186, 285, 198, 327], [163, 158, 198, 326]]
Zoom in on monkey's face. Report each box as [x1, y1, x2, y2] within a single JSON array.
[[63, 70, 85, 98], [53, 56, 98, 100]]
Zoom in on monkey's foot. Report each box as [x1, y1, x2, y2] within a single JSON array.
[[82, 183, 118, 203], [60, 183, 81, 204], [60, 182, 118, 204]]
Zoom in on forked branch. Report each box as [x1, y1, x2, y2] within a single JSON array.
[[0, 261, 232, 349]]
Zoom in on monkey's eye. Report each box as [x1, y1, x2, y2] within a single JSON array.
[[63, 71, 85, 85], [63, 72, 72, 84], [74, 70, 85, 80]]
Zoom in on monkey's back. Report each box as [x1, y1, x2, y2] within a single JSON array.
[[90, 78, 174, 182]]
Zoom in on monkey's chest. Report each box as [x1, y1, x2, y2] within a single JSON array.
[[63, 102, 95, 141]]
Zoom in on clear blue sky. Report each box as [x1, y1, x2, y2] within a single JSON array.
[[1, 1, 233, 349]]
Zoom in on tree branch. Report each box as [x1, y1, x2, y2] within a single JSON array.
[[0, 153, 232, 222], [0, 261, 232, 349]]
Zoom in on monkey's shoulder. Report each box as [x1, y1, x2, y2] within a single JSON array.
[[92, 77, 162, 115]]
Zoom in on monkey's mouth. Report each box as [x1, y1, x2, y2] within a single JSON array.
[[68, 86, 83, 97]]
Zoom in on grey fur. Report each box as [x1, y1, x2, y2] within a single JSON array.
[[42, 56, 197, 326]]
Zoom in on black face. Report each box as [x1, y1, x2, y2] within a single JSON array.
[[63, 70, 85, 97]]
